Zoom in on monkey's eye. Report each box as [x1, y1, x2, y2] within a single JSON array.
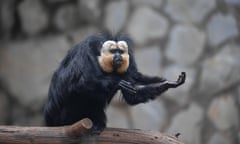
[[109, 49, 116, 54], [109, 49, 124, 54], [119, 50, 124, 54]]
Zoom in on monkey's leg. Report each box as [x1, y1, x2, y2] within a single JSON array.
[[120, 72, 186, 92], [146, 72, 186, 88], [119, 72, 186, 105]]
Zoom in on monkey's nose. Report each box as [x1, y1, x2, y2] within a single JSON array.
[[113, 55, 123, 69]]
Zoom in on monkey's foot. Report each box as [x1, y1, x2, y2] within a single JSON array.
[[119, 80, 137, 94], [91, 125, 105, 135]]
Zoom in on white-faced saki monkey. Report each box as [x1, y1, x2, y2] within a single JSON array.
[[44, 33, 186, 134]]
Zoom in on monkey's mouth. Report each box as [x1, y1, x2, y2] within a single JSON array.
[[112, 56, 123, 69]]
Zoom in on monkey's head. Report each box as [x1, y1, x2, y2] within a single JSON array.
[[98, 40, 129, 73]]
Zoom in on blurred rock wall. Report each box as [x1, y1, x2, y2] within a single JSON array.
[[0, 0, 239, 144]]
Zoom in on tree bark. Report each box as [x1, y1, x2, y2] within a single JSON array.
[[0, 118, 184, 144]]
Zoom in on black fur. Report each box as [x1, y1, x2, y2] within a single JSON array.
[[44, 33, 186, 133]]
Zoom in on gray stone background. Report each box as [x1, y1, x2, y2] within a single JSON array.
[[0, 0, 239, 143]]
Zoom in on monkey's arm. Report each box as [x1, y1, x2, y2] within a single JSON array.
[[132, 72, 167, 84], [119, 72, 186, 105]]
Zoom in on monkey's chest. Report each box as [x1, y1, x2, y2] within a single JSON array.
[[92, 84, 119, 105]]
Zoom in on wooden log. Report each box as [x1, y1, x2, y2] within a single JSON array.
[[65, 118, 93, 137], [0, 118, 184, 144]]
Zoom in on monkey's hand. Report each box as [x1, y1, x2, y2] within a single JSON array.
[[119, 80, 137, 95], [166, 72, 186, 88]]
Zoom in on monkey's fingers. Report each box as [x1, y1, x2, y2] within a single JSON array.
[[166, 72, 186, 88], [119, 81, 137, 94], [177, 72, 186, 85], [119, 84, 136, 94], [119, 80, 137, 94]]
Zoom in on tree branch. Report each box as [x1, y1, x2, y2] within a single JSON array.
[[0, 118, 184, 144]]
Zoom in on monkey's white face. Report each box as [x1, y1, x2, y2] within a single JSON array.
[[98, 40, 129, 73]]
